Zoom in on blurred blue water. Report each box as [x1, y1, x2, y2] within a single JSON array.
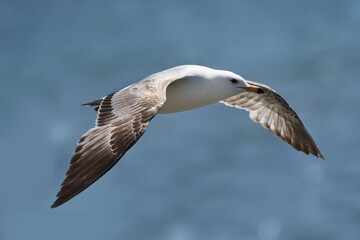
[[1, 0, 360, 239]]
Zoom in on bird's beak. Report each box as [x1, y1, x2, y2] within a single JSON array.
[[237, 86, 264, 94]]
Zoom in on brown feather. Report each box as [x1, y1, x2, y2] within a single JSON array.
[[221, 80, 324, 159], [51, 80, 168, 208]]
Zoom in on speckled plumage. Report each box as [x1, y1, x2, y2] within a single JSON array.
[[221, 80, 324, 159], [52, 65, 323, 208]]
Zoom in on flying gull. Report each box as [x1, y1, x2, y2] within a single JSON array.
[[52, 65, 324, 208]]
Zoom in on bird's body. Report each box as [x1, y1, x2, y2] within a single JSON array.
[[52, 65, 324, 208], [156, 65, 248, 113]]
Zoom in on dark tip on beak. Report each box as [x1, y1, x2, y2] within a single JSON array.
[[257, 88, 264, 94], [238, 86, 265, 94]]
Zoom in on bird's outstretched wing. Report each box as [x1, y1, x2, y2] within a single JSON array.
[[51, 81, 168, 208], [221, 80, 324, 159]]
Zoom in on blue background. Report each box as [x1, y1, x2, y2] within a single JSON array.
[[1, 0, 359, 239]]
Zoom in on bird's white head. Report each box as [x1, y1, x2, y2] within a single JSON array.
[[209, 69, 259, 96], [215, 69, 264, 95]]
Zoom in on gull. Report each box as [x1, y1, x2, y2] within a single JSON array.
[[51, 65, 324, 208]]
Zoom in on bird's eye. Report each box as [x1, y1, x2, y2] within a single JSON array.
[[230, 79, 238, 84]]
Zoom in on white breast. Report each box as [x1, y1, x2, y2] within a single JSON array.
[[158, 76, 241, 114]]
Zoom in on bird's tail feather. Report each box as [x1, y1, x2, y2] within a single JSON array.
[[81, 99, 103, 111]]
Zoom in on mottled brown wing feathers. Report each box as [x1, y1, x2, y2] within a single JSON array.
[[221, 80, 324, 159], [109, 109, 158, 156], [51, 84, 165, 208]]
